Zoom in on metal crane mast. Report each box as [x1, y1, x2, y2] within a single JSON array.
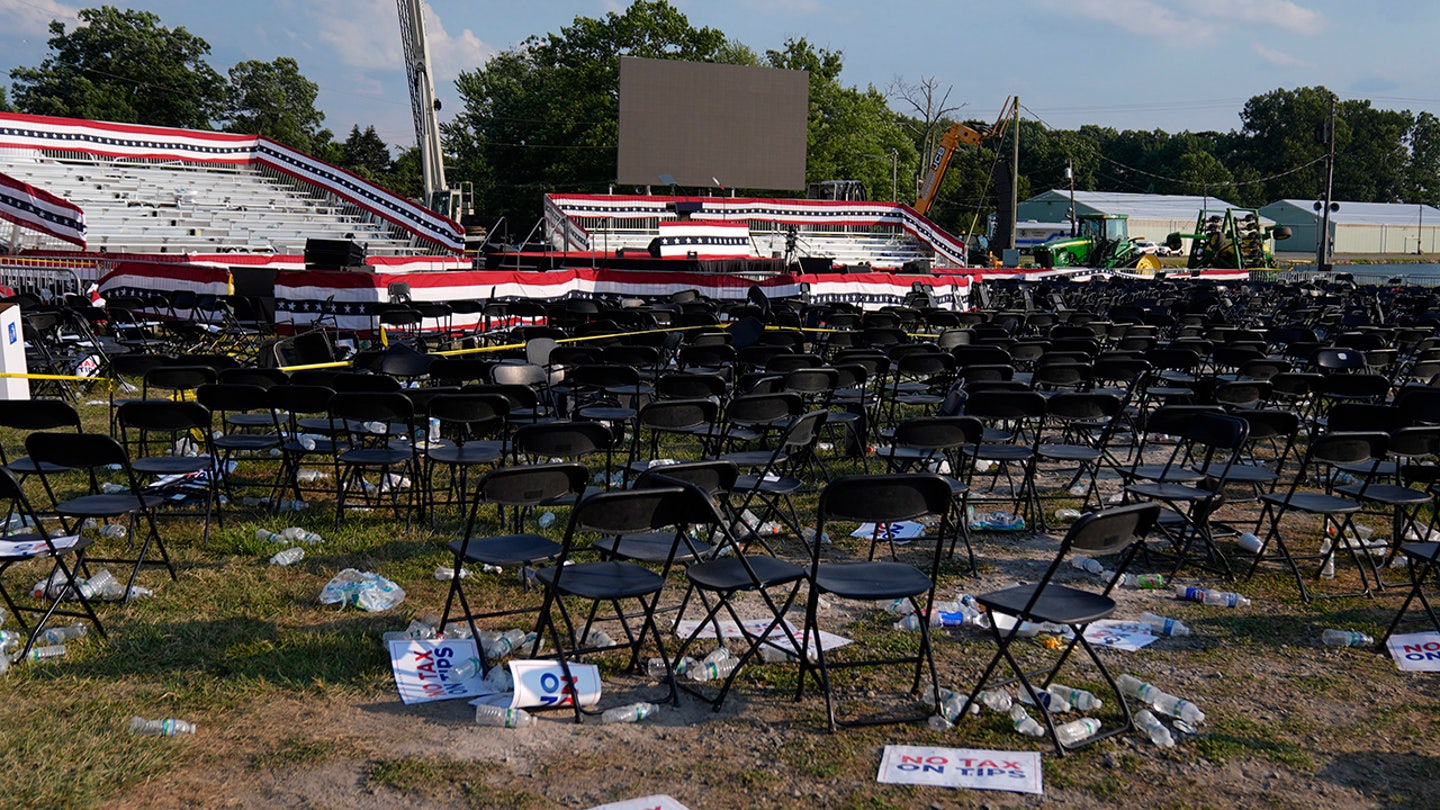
[[397, 0, 450, 214]]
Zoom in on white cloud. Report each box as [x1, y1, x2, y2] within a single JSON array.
[[0, 0, 80, 36], [1033, 0, 1323, 40], [1251, 41, 1317, 69], [422, 3, 497, 81]]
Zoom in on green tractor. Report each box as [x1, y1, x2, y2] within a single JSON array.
[[1166, 208, 1291, 270], [1033, 213, 1162, 271]]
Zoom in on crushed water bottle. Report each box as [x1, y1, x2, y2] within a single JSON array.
[[85, 569, 125, 601], [1134, 709, 1175, 748], [474, 705, 536, 728], [1321, 629, 1374, 647], [978, 688, 1013, 713], [434, 566, 470, 580], [1173, 585, 1250, 608], [1070, 556, 1105, 575], [583, 628, 616, 649], [294, 468, 328, 482], [1009, 704, 1046, 737], [130, 716, 196, 736], [536, 511, 557, 529], [269, 547, 305, 566], [1139, 612, 1191, 637], [600, 702, 660, 724], [1117, 674, 1205, 724], [97, 524, 128, 540], [1055, 508, 1083, 523], [1120, 572, 1166, 589], [1055, 717, 1102, 747], [281, 526, 323, 544], [481, 666, 512, 693]]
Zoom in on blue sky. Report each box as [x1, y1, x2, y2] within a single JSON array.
[[2, 0, 1437, 150]]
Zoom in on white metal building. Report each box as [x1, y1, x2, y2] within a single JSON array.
[[1258, 200, 1440, 255], [1016, 190, 1259, 251]]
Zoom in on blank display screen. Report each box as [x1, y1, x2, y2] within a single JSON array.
[[617, 56, 809, 191]]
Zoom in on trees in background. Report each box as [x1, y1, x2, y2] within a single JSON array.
[[5, 4, 1440, 227]]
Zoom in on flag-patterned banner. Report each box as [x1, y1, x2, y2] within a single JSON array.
[[273, 267, 973, 336], [654, 221, 751, 258], [0, 170, 86, 247], [546, 194, 968, 266], [0, 112, 463, 253]]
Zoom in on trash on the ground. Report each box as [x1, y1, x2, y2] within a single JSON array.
[[1117, 673, 1205, 724], [600, 702, 660, 724], [508, 658, 601, 709], [581, 795, 693, 810], [474, 704, 535, 728], [1059, 620, 1159, 651], [1173, 585, 1250, 608], [269, 547, 304, 566], [877, 745, 1043, 795], [672, 618, 850, 657], [851, 521, 925, 542], [319, 568, 405, 611], [969, 509, 1026, 531], [129, 716, 196, 736], [1135, 709, 1176, 747], [1139, 612, 1191, 637], [1321, 628, 1374, 647], [388, 637, 497, 704], [1384, 631, 1440, 671]]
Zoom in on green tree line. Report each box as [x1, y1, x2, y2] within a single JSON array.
[[6, 3, 1440, 240]]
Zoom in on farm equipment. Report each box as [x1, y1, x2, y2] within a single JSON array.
[[1032, 213, 1162, 271], [1166, 208, 1291, 270]]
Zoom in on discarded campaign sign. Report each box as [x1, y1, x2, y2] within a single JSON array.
[[389, 638, 490, 705], [1062, 620, 1160, 652], [1385, 632, 1440, 672], [508, 658, 602, 710], [877, 745, 1043, 795], [583, 795, 691, 810]]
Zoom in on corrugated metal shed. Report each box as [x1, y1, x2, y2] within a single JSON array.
[[1017, 191, 1266, 252], [1260, 199, 1440, 254]]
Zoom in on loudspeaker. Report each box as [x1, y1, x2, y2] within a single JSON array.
[[304, 238, 367, 270]]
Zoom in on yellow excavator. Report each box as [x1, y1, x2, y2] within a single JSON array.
[[913, 96, 1017, 218]]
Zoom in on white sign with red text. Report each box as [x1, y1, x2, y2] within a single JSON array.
[[877, 746, 1043, 795], [1386, 632, 1440, 672]]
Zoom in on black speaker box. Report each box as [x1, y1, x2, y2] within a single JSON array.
[[304, 238, 367, 270]]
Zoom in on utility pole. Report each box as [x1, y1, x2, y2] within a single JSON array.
[[1009, 96, 1020, 252], [1066, 159, 1076, 237], [1316, 93, 1337, 272]]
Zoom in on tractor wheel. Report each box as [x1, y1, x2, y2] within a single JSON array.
[[1135, 254, 1162, 272]]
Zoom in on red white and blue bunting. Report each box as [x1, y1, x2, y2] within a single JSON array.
[[0, 170, 86, 247]]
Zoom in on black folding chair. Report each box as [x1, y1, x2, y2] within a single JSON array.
[[961, 503, 1160, 755], [798, 473, 954, 731]]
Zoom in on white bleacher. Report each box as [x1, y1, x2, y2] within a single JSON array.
[[3, 153, 439, 256]]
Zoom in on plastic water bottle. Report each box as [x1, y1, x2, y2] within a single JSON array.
[[434, 566, 469, 581], [1139, 612, 1191, 637], [98, 524, 128, 540], [1321, 629, 1374, 647], [1055, 508, 1083, 523], [921, 685, 975, 722], [1055, 717, 1102, 747], [447, 654, 483, 683], [482, 629, 527, 660], [1237, 532, 1265, 554], [428, 417, 442, 444], [583, 628, 616, 649], [1120, 572, 1166, 589], [536, 511, 557, 529], [294, 468, 328, 482], [86, 569, 125, 601], [978, 688, 1013, 713], [255, 528, 285, 543], [893, 613, 928, 632], [647, 656, 697, 678], [1173, 585, 1250, 608], [1116, 674, 1205, 724], [882, 598, 917, 616], [1017, 685, 1073, 714], [474, 705, 536, 728], [1069, 556, 1105, 575], [269, 547, 305, 566], [1319, 538, 1336, 580], [1134, 709, 1175, 748], [600, 702, 660, 724], [99, 482, 129, 494], [282, 526, 323, 544], [688, 655, 739, 683], [482, 666, 512, 693], [130, 716, 196, 736], [299, 436, 318, 451], [39, 623, 89, 644], [1009, 704, 1046, 737], [1047, 683, 1103, 711], [17, 644, 66, 662]]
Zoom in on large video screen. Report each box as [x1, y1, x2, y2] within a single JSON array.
[[617, 56, 808, 192]]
